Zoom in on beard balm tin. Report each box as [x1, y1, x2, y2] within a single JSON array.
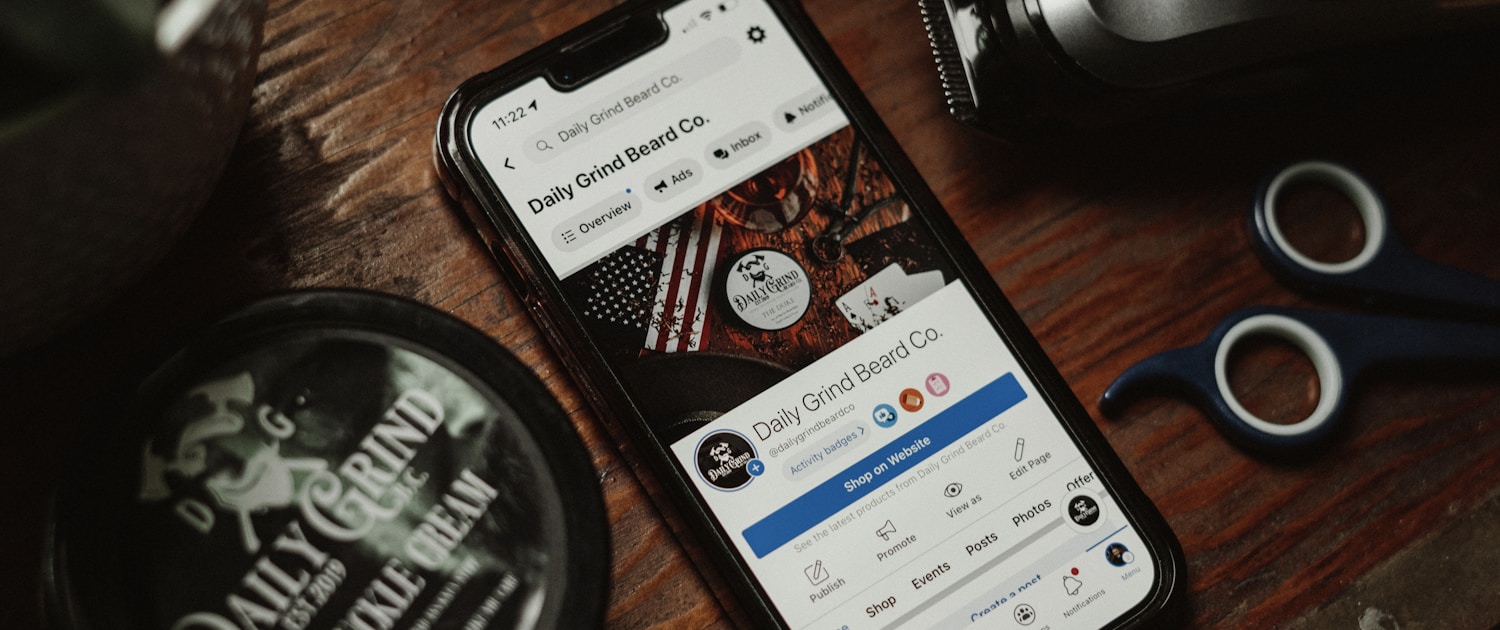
[[719, 248, 813, 332], [46, 290, 608, 629]]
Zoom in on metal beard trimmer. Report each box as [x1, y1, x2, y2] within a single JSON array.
[[921, 0, 1500, 137]]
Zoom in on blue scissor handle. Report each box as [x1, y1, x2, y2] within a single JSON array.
[[1252, 160, 1500, 319], [1100, 306, 1500, 456]]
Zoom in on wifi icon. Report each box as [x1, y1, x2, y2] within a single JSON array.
[[700, 10, 713, 21]]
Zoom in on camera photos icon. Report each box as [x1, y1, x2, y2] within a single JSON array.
[[694, 430, 758, 491]]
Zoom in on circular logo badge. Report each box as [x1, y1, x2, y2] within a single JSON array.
[[873, 404, 898, 428], [925, 372, 950, 396], [721, 249, 811, 331], [899, 388, 924, 412], [695, 430, 759, 491], [1066, 493, 1103, 529]]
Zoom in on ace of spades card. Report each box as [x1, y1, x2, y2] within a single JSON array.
[[835, 263, 945, 332]]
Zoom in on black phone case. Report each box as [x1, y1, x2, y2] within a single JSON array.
[[434, 1, 1186, 626]]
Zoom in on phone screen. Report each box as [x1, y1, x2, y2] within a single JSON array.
[[462, 1, 1162, 626]]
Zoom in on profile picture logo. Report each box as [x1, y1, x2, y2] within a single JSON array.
[[1068, 494, 1101, 527], [695, 430, 758, 491]]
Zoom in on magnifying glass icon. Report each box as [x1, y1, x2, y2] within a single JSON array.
[[536, 140, 554, 151]]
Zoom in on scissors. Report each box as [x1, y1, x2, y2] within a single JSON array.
[[1100, 160, 1500, 457]]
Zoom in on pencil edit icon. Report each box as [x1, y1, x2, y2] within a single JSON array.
[[805, 560, 829, 585]]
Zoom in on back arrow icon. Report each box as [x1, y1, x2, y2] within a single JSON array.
[[504, 158, 515, 170]]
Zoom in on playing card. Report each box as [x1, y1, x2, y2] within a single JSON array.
[[836, 264, 910, 332]]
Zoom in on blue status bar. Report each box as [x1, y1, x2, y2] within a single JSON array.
[[742, 373, 1027, 558]]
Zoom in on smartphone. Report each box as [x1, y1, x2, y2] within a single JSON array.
[[435, 1, 1184, 627]]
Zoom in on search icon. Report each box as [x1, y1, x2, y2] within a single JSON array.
[[536, 140, 554, 151]]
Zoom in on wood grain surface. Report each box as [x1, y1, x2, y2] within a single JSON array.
[[3, 0, 1500, 628]]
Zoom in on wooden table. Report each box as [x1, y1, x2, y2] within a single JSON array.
[[4, 0, 1500, 627]]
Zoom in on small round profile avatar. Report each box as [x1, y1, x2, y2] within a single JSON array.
[[1105, 542, 1135, 567]]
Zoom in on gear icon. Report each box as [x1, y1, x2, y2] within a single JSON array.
[[747, 25, 766, 43]]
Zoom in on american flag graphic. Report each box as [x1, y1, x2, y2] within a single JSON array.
[[576, 246, 660, 342], [638, 210, 723, 352]]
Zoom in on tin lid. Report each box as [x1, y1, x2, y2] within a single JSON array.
[[719, 248, 813, 332], [46, 290, 608, 629]]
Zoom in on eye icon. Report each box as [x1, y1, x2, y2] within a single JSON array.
[[943, 482, 963, 498]]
